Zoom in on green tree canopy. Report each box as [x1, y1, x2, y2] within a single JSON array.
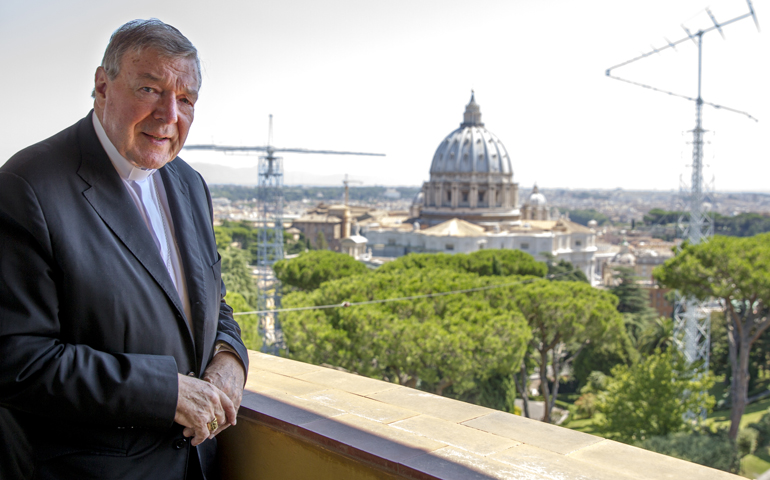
[[546, 258, 589, 283], [564, 208, 609, 227], [220, 246, 258, 308], [281, 268, 532, 404], [597, 349, 715, 442], [214, 227, 233, 250], [609, 266, 659, 359], [378, 250, 547, 278], [225, 291, 262, 352], [501, 279, 625, 422], [641, 209, 770, 237], [655, 233, 770, 439], [215, 220, 304, 263], [209, 185, 421, 204], [610, 267, 653, 314], [642, 208, 682, 226], [277, 248, 627, 419], [315, 231, 329, 250], [284, 230, 309, 255], [273, 250, 369, 292], [571, 266, 648, 391]]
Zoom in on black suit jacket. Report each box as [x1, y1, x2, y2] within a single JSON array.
[[0, 112, 248, 479]]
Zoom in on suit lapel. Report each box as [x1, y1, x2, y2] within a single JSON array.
[[160, 162, 208, 371], [75, 114, 193, 345]]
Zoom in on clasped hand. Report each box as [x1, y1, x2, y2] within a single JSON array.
[[174, 352, 245, 446]]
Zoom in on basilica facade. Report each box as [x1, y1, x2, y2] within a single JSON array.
[[361, 93, 602, 283]]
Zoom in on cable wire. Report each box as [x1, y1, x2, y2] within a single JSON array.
[[233, 271, 574, 316], [606, 75, 758, 122]]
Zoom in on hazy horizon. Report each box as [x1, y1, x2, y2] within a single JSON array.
[[192, 162, 770, 193]]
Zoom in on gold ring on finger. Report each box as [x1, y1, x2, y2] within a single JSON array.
[[207, 418, 218, 432]]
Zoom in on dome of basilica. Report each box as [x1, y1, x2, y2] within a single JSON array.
[[429, 92, 512, 176], [416, 92, 520, 226]]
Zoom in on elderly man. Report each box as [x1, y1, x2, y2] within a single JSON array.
[[0, 19, 248, 480]]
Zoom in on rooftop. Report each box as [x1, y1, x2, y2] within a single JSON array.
[[422, 219, 487, 237]]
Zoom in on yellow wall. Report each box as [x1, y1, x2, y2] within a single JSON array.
[[218, 418, 403, 480]]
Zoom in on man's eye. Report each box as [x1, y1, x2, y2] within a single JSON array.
[[180, 98, 193, 106], [141, 87, 155, 93]]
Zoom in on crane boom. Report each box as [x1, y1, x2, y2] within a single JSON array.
[[184, 115, 383, 356], [184, 144, 385, 156]]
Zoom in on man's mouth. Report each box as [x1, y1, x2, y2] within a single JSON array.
[[144, 133, 170, 141]]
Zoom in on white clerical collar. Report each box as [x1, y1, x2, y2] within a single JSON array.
[[92, 112, 156, 182]]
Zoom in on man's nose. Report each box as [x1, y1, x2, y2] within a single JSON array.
[[154, 93, 178, 124]]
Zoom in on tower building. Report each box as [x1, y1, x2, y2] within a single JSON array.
[[521, 184, 550, 221]]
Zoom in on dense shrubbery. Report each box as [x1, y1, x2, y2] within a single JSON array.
[[638, 428, 739, 474], [748, 410, 770, 449], [596, 349, 715, 442], [737, 427, 759, 457]]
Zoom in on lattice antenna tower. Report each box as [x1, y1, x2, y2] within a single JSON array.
[[256, 115, 285, 354], [606, 1, 759, 391], [185, 117, 385, 355]]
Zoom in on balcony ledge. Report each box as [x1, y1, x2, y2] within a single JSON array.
[[218, 350, 740, 480]]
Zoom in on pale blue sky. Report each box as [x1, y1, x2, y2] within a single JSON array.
[[1, 0, 768, 190]]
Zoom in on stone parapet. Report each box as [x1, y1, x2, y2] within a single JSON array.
[[218, 351, 740, 480]]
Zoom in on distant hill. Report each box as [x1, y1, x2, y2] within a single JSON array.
[[189, 163, 420, 187], [208, 184, 421, 203], [190, 163, 259, 185]]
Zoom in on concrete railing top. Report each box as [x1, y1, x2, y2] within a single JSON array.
[[237, 350, 739, 480]]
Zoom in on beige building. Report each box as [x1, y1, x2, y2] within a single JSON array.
[[291, 203, 394, 252], [339, 225, 370, 260], [362, 93, 604, 284], [521, 185, 550, 221], [602, 240, 675, 286], [365, 217, 600, 281]]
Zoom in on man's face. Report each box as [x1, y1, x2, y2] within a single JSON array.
[[94, 48, 199, 170]]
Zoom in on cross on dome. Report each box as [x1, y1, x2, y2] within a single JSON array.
[[461, 91, 484, 127]]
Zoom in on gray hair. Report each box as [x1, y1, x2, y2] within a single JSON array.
[[93, 19, 201, 97]]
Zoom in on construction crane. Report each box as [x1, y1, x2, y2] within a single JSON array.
[[185, 115, 385, 354], [606, 0, 759, 417], [342, 174, 363, 206]]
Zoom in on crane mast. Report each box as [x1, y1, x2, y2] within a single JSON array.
[[185, 116, 384, 354]]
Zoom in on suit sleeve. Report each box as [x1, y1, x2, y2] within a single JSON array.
[[0, 172, 179, 429]]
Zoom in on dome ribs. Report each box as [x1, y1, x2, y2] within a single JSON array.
[[423, 92, 518, 219]]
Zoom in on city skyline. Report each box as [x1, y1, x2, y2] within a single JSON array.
[[2, 0, 769, 191]]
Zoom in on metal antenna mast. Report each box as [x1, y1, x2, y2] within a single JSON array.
[[255, 114, 284, 355], [606, 1, 759, 390], [186, 117, 385, 355]]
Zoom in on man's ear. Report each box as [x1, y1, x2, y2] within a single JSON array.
[[93, 67, 108, 106]]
